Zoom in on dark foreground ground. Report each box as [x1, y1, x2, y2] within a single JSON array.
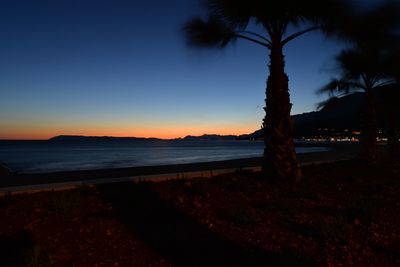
[[0, 159, 399, 266]]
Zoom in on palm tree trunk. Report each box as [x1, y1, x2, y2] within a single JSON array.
[[359, 87, 378, 163], [387, 107, 400, 160], [387, 79, 400, 160], [262, 42, 301, 182]]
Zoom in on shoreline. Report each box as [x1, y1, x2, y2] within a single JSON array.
[[0, 143, 360, 192]]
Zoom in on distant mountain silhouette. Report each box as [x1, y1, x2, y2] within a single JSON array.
[[243, 91, 400, 138], [293, 93, 364, 137], [49, 92, 399, 142], [236, 130, 263, 140], [49, 134, 238, 142], [48, 135, 163, 142], [183, 134, 237, 141]]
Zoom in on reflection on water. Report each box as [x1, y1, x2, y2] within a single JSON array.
[[0, 140, 330, 173]]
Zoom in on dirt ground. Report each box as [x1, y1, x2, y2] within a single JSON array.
[[1, 160, 399, 266]]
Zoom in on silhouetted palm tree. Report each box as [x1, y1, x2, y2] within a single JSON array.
[[318, 2, 400, 163], [184, 0, 351, 181], [380, 40, 400, 159], [378, 83, 400, 159], [319, 49, 390, 163]]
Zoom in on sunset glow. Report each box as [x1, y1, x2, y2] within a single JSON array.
[[0, 0, 350, 140], [0, 121, 259, 140]]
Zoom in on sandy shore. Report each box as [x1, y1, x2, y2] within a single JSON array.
[[0, 142, 361, 193]]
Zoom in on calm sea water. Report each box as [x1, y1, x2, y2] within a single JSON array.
[[0, 140, 329, 173]]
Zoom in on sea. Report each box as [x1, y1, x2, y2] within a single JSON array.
[[0, 140, 329, 173]]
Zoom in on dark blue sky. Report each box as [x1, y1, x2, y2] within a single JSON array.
[[0, 0, 379, 139]]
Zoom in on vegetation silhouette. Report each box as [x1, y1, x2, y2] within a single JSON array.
[[318, 2, 400, 163], [183, 0, 352, 181], [318, 48, 387, 163], [380, 37, 400, 160], [378, 84, 400, 160]]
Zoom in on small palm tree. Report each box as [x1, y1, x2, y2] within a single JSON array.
[[378, 83, 400, 159], [319, 3, 400, 163], [380, 39, 400, 159], [184, 0, 351, 181], [318, 49, 390, 163]]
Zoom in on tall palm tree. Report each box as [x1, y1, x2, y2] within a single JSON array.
[[184, 0, 351, 181]]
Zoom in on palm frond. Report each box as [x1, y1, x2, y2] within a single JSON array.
[[330, 1, 400, 47], [381, 37, 400, 79], [205, 0, 252, 29], [187, 0, 354, 47], [183, 16, 236, 48], [205, 0, 351, 33], [300, 0, 354, 26], [336, 48, 388, 85], [317, 78, 359, 96]]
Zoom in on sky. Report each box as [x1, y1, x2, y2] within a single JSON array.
[[0, 0, 380, 139]]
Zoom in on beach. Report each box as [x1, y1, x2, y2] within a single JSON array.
[[0, 142, 360, 192]]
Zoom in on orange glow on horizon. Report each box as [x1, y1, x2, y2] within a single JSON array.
[[0, 125, 258, 140]]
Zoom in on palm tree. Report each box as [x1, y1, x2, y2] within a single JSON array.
[[318, 48, 390, 163], [379, 83, 400, 160], [318, 3, 400, 163], [380, 40, 400, 160], [183, 0, 351, 181]]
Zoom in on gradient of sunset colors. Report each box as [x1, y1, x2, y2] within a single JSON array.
[[0, 0, 379, 140]]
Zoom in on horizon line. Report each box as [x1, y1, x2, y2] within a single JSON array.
[[0, 132, 252, 141]]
